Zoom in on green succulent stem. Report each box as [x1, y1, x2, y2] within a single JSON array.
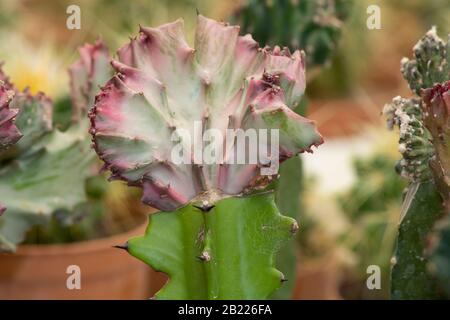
[[391, 181, 445, 299], [128, 192, 297, 299]]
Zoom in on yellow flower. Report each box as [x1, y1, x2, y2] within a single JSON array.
[[0, 35, 67, 98]]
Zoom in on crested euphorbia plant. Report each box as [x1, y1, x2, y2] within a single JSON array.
[[384, 28, 450, 299], [89, 15, 322, 299], [0, 83, 21, 215], [0, 85, 21, 152], [0, 39, 111, 251]]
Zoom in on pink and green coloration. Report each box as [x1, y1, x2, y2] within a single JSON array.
[[89, 15, 322, 212], [89, 15, 322, 299], [0, 83, 21, 216], [0, 42, 105, 250], [0, 84, 21, 153]]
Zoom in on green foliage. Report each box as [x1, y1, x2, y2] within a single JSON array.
[[339, 154, 406, 219], [128, 192, 297, 299], [337, 152, 405, 299]]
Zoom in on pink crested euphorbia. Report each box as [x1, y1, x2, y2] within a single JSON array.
[[69, 39, 111, 120], [89, 15, 323, 211], [0, 84, 21, 152], [0, 83, 21, 216]]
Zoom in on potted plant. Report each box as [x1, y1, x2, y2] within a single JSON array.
[[0, 40, 152, 299], [83, 13, 325, 299]]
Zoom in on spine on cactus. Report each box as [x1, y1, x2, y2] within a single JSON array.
[[384, 27, 450, 299], [89, 15, 323, 299]]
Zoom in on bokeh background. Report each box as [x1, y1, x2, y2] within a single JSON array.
[[0, 0, 449, 299]]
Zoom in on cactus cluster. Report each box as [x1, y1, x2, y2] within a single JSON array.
[[89, 15, 322, 299], [0, 39, 112, 251], [232, 0, 353, 71], [383, 96, 434, 182], [384, 28, 450, 299]]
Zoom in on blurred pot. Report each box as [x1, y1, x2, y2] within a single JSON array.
[[0, 223, 154, 300], [292, 254, 342, 300]]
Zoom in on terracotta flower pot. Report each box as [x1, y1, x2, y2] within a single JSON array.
[[292, 255, 343, 300], [0, 224, 156, 300]]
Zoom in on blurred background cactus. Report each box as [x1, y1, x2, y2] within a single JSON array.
[[233, 0, 353, 75]]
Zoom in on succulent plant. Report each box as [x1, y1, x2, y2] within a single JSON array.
[[0, 83, 21, 216], [89, 15, 323, 299], [0, 83, 21, 152], [232, 0, 353, 71], [0, 39, 112, 251], [232, 0, 353, 299], [69, 39, 111, 121], [90, 15, 322, 211], [384, 28, 450, 299]]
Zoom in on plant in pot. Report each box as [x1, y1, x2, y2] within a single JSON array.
[[86, 14, 324, 299], [231, 0, 353, 298], [384, 27, 450, 299], [0, 40, 150, 299]]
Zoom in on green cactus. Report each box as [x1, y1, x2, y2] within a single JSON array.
[[89, 15, 323, 299], [384, 28, 450, 299], [233, 0, 353, 71], [232, 0, 352, 299], [129, 193, 297, 299], [0, 40, 112, 251]]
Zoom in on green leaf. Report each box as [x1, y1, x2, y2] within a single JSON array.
[[128, 192, 297, 299], [391, 181, 445, 299]]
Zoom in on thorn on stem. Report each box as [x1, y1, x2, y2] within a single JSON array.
[[113, 243, 129, 251], [193, 204, 215, 212], [197, 251, 211, 262]]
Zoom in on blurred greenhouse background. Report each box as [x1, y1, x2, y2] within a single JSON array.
[[0, 0, 449, 299]]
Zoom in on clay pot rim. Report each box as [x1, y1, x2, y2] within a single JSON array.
[[12, 220, 148, 257]]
